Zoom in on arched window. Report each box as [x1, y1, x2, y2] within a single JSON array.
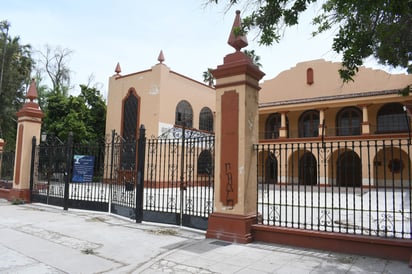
[[122, 89, 139, 141], [121, 88, 139, 170], [265, 113, 285, 139], [199, 107, 213, 132], [175, 100, 193, 128], [197, 150, 212, 175], [299, 110, 319, 137], [336, 107, 362, 136], [377, 103, 408, 133]]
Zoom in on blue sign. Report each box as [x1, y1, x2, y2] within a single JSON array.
[[72, 155, 95, 183]]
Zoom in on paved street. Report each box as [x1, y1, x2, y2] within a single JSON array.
[[0, 199, 410, 273]]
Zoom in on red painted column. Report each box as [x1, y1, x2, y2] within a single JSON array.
[[206, 11, 265, 243]]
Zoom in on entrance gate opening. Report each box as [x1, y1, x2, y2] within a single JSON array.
[[30, 127, 214, 231]]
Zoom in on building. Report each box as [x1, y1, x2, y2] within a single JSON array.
[[258, 59, 412, 187], [105, 51, 215, 140], [106, 54, 412, 188], [105, 51, 215, 185]]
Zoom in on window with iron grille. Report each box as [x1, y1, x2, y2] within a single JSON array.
[[199, 107, 213, 132], [265, 113, 287, 139], [336, 107, 362, 136], [175, 100, 193, 128], [377, 103, 408, 133], [299, 110, 319, 137]]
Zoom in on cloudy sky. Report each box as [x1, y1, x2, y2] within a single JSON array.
[[2, 1, 405, 97]]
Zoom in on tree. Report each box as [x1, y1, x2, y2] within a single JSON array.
[[209, 0, 412, 81], [243, 49, 262, 68], [37, 45, 72, 95], [0, 20, 33, 150], [203, 68, 215, 87], [42, 85, 106, 144]]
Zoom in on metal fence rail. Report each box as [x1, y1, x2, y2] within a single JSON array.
[[144, 132, 214, 230], [255, 138, 412, 239], [30, 127, 215, 230], [0, 151, 15, 187]]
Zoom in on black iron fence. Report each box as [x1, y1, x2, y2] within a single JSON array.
[[0, 151, 14, 188], [30, 126, 214, 230], [144, 127, 214, 229], [255, 138, 412, 239]]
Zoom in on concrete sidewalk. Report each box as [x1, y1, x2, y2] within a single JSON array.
[[0, 199, 409, 274]]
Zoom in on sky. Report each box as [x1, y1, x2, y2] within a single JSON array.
[[2, 0, 407, 98]]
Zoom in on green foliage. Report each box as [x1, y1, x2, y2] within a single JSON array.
[[11, 198, 25, 205], [243, 49, 262, 68], [202, 68, 215, 87], [209, 0, 412, 81], [0, 20, 34, 151], [42, 85, 106, 144]]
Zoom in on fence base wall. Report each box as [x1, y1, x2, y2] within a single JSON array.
[[0, 189, 9, 200], [8, 188, 30, 202], [206, 212, 256, 243], [252, 225, 412, 262]]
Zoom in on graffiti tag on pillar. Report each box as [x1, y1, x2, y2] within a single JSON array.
[[225, 162, 234, 208]]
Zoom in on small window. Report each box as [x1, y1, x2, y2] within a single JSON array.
[[175, 100, 193, 128], [199, 107, 213, 132], [307, 68, 314, 85]]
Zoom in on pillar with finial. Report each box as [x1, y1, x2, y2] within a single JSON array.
[[206, 10, 265, 243], [10, 79, 44, 202]]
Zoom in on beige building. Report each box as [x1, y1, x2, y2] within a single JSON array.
[[258, 59, 412, 187], [105, 51, 215, 140], [106, 55, 412, 188]]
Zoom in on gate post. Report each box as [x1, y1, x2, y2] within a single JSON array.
[[10, 79, 44, 202], [63, 132, 73, 210], [135, 125, 146, 223], [206, 10, 265, 243]]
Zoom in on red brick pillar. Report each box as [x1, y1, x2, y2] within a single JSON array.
[[206, 11, 265, 243], [10, 79, 43, 202]]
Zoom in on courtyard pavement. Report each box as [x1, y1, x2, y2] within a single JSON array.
[[0, 199, 410, 274]]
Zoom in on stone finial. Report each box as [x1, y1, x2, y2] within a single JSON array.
[[158, 50, 165, 63], [26, 79, 38, 102], [115, 62, 121, 74], [228, 10, 248, 51]]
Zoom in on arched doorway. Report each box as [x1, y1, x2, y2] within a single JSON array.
[[265, 153, 278, 184], [337, 151, 361, 187], [299, 152, 317, 185]]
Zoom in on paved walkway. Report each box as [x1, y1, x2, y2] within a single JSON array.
[[0, 199, 410, 274]]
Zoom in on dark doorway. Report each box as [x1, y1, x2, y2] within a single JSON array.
[[299, 152, 317, 185], [337, 151, 361, 187], [265, 153, 278, 184]]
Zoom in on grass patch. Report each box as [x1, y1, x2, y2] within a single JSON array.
[[147, 228, 179, 236], [11, 198, 25, 205]]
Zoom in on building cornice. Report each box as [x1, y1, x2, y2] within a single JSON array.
[[259, 89, 403, 109]]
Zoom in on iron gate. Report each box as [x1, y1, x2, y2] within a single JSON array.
[[143, 127, 214, 230], [30, 126, 214, 230]]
